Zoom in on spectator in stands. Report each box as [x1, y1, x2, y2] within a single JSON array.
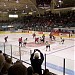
[[30, 49, 44, 75], [1, 58, 13, 74], [3, 53, 8, 60], [0, 50, 2, 55], [33, 73, 39, 75], [43, 69, 49, 75], [0, 53, 5, 75], [43, 69, 57, 75], [14, 59, 22, 65], [3, 53, 13, 64], [27, 66, 34, 75], [8, 62, 27, 75]]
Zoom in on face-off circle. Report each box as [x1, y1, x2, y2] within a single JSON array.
[[13, 50, 28, 56]]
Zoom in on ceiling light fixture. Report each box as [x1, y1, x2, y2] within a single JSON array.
[[26, 5, 28, 8], [23, 10, 25, 12], [4, 3, 6, 6], [16, 0, 19, 3], [22, 12, 27, 15], [7, 9, 9, 11], [31, 8, 33, 11], [59, 0, 62, 3], [15, 8, 17, 10], [15, 11, 16, 13]]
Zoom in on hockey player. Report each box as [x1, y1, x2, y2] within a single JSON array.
[[45, 41, 50, 51], [61, 38, 65, 44], [42, 34, 45, 43], [4, 36, 8, 42], [23, 38, 27, 47], [32, 33, 36, 39], [18, 37, 22, 47], [49, 33, 52, 41], [53, 35, 56, 41], [40, 37, 44, 43], [35, 37, 39, 44]]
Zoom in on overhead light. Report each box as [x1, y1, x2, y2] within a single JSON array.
[[7, 9, 9, 11], [26, 5, 28, 8], [9, 14, 18, 18], [15, 11, 16, 13], [57, 5, 59, 7], [33, 11, 36, 12], [22, 13, 27, 14], [8, 25, 13, 27], [4, 3, 6, 6], [15, 8, 17, 10], [3, 12, 8, 13], [29, 12, 32, 15], [59, 0, 62, 3], [16, 0, 19, 3], [23, 10, 25, 13], [31, 8, 33, 11], [72, 7, 75, 10]]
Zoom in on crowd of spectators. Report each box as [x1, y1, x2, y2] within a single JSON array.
[[17, 11, 75, 32], [0, 11, 75, 32], [0, 50, 56, 75]]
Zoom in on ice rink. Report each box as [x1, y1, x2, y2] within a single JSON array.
[[0, 33, 75, 75]]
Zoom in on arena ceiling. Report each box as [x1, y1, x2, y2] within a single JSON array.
[[0, 0, 75, 14], [0, 0, 38, 14], [0, 0, 75, 19]]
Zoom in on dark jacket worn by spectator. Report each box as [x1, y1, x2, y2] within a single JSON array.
[[30, 49, 44, 75], [27, 66, 34, 75], [8, 62, 27, 75]]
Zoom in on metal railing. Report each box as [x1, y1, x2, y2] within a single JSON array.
[[0, 42, 74, 75]]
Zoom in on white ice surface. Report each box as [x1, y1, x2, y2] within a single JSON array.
[[0, 33, 75, 75]]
